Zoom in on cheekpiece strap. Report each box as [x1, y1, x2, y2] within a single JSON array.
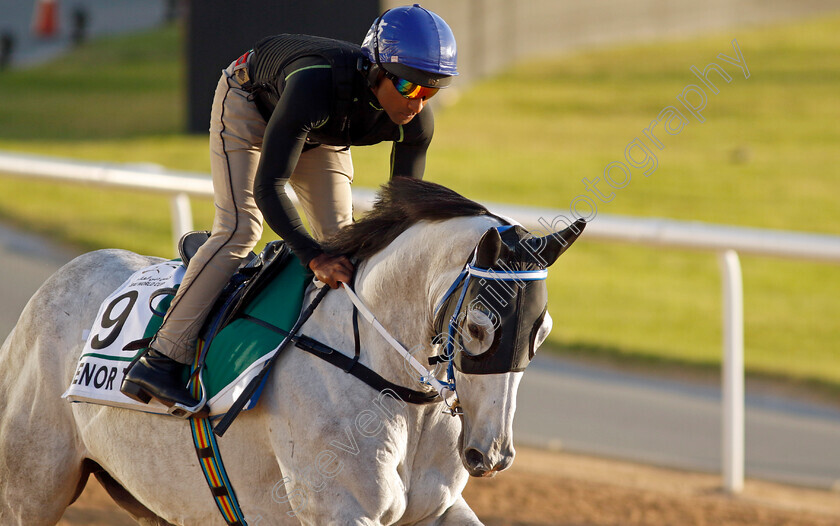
[[433, 268, 468, 318]]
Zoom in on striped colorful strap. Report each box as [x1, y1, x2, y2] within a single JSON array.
[[189, 341, 248, 526]]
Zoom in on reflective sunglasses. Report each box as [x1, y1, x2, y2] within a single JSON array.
[[385, 71, 440, 100]]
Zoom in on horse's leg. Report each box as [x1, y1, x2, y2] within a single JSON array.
[[0, 325, 91, 526], [0, 400, 88, 525], [0, 251, 139, 525], [92, 467, 175, 526], [427, 495, 483, 526]]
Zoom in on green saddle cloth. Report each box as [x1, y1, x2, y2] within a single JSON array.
[[199, 254, 311, 413]]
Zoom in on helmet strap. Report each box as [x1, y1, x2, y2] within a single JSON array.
[[365, 9, 391, 90], [357, 57, 382, 90], [367, 63, 383, 89], [372, 9, 390, 69]]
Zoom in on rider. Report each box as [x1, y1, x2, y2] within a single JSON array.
[[120, 4, 458, 415]]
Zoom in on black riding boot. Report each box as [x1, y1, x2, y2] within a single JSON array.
[[120, 349, 202, 415]]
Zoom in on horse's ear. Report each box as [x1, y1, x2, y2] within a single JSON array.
[[526, 219, 586, 267], [474, 228, 503, 268]]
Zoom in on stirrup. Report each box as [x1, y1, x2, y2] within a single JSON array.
[[120, 340, 208, 419], [167, 396, 208, 419], [120, 380, 208, 419]]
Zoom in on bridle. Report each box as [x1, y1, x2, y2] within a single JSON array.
[[343, 225, 549, 417], [430, 265, 547, 380]]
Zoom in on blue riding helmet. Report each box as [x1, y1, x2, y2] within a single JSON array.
[[361, 4, 458, 88]]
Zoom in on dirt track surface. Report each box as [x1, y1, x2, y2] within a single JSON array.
[[60, 446, 840, 526], [464, 447, 840, 526]]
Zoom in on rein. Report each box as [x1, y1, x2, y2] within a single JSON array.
[[241, 312, 441, 405], [341, 283, 455, 402]]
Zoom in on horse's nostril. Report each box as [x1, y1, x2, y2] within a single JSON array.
[[465, 448, 484, 469], [494, 456, 513, 472]]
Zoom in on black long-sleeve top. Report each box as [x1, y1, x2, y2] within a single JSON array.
[[248, 40, 434, 267]]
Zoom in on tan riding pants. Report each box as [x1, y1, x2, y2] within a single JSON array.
[[155, 59, 354, 364]]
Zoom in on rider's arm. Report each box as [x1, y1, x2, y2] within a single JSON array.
[[253, 67, 333, 267], [389, 106, 434, 179]]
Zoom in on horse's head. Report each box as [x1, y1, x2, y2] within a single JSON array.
[[324, 179, 585, 477], [432, 218, 585, 477]]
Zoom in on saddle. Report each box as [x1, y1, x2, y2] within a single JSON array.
[[178, 231, 313, 414], [180, 231, 292, 329]]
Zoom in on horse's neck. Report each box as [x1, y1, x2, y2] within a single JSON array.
[[353, 216, 499, 387]]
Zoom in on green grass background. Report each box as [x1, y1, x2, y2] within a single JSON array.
[[0, 18, 838, 390]]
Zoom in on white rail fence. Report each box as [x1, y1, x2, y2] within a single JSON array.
[[3, 150, 840, 493]]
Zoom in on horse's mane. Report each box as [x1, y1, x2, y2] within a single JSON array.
[[323, 177, 490, 260]]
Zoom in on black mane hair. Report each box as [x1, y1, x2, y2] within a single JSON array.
[[322, 177, 490, 260]]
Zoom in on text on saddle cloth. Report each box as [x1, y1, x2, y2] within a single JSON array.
[[62, 242, 311, 417]]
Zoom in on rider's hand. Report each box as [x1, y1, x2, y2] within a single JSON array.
[[308, 253, 354, 289]]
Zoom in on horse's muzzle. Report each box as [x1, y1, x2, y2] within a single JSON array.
[[462, 446, 514, 477]]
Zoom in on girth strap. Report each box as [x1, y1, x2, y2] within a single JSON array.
[[189, 343, 249, 525], [239, 314, 440, 405]]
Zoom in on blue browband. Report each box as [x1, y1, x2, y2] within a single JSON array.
[[466, 265, 548, 281], [433, 266, 548, 318]]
